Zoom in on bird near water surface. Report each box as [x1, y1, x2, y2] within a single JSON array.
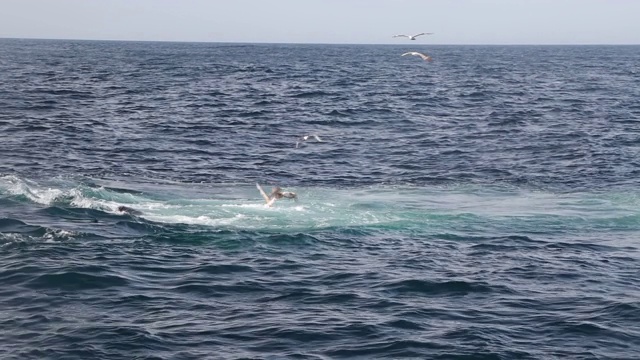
[[401, 51, 433, 62]]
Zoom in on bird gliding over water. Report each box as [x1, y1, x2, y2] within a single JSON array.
[[392, 33, 433, 40], [295, 134, 323, 148], [401, 52, 433, 62]]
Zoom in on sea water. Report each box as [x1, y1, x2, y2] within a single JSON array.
[[1, 39, 639, 359]]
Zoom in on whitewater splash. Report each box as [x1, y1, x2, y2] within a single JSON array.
[[0, 175, 389, 231], [2, 175, 640, 237]]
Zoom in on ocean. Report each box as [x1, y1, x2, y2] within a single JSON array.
[[1, 39, 639, 359]]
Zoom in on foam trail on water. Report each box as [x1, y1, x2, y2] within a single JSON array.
[[2, 176, 640, 236]]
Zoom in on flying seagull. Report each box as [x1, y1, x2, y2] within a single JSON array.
[[392, 33, 433, 40], [401, 52, 433, 62], [295, 134, 323, 148]]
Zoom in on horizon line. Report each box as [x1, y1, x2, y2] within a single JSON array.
[[1, 36, 639, 47]]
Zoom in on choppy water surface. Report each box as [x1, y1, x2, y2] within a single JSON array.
[[1, 39, 640, 359]]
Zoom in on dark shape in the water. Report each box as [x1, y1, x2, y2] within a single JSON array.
[[117, 206, 142, 216]]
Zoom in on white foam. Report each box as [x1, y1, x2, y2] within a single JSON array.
[[220, 203, 267, 209], [144, 214, 244, 227], [69, 189, 105, 209], [42, 228, 77, 242], [0, 175, 64, 205], [0, 233, 26, 246]]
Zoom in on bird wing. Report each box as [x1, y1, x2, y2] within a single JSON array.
[[256, 183, 271, 204], [417, 53, 431, 61], [413, 33, 433, 38], [401, 52, 418, 57], [393, 34, 408, 38], [312, 135, 322, 142]]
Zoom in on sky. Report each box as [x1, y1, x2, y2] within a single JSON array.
[[1, 0, 639, 45]]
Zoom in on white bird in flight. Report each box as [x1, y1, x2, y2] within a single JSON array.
[[401, 52, 433, 62], [295, 134, 323, 148], [392, 33, 433, 40]]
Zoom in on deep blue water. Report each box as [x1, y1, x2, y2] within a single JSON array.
[[1, 39, 640, 359]]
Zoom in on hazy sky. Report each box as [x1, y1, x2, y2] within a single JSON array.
[[1, 0, 638, 45]]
